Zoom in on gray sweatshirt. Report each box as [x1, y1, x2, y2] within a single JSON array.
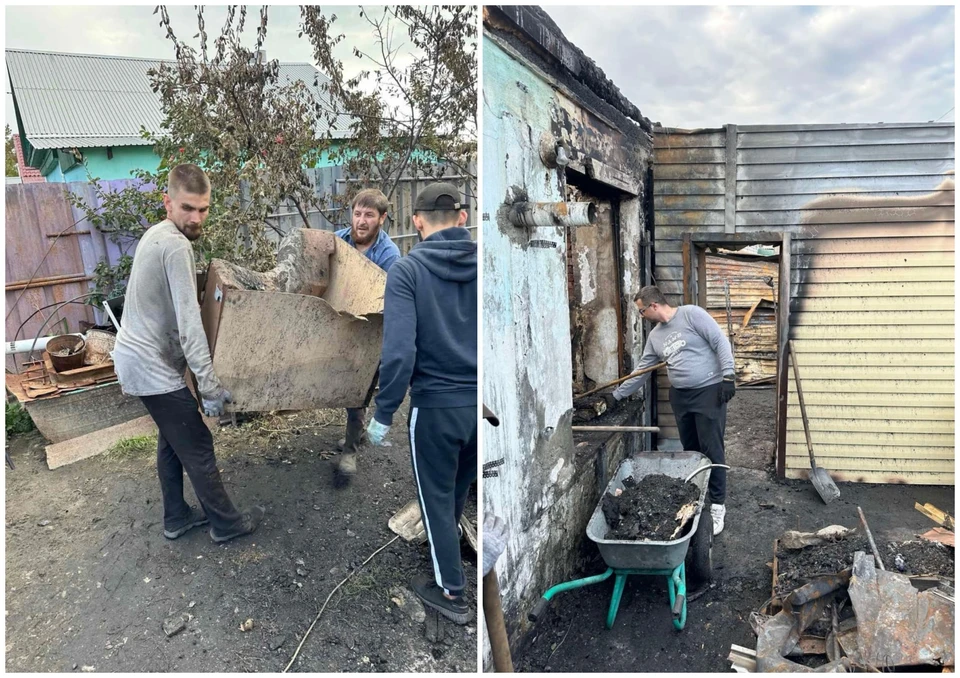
[[614, 305, 734, 400], [112, 220, 223, 399]]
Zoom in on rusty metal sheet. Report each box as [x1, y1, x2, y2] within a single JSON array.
[[847, 551, 954, 668]]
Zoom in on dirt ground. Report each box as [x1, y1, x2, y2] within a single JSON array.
[[515, 389, 955, 673], [5, 402, 477, 673]]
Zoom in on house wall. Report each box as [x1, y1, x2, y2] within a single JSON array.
[[652, 122, 955, 484], [45, 143, 348, 183], [481, 14, 653, 662]]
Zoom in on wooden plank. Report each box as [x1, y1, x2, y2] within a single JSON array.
[[739, 142, 954, 165], [914, 503, 955, 530], [725, 124, 737, 234], [653, 131, 727, 149], [738, 126, 956, 148], [792, 281, 954, 298], [737, 205, 955, 227], [786, 378, 954, 393], [784, 416, 952, 434], [788, 405, 955, 421], [783, 455, 954, 473], [738, 158, 956, 181], [655, 194, 725, 211], [790, 324, 953, 340], [739, 191, 955, 212], [784, 430, 953, 447], [919, 528, 955, 547], [46, 415, 156, 470], [738, 174, 955, 196], [654, 163, 725, 181], [746, 221, 956, 239], [792, 266, 954, 284], [782, 365, 952, 380], [657, 210, 726, 226], [784, 468, 954, 485], [790, 311, 953, 326], [786, 443, 956, 460], [793, 235, 954, 255], [654, 179, 726, 196]]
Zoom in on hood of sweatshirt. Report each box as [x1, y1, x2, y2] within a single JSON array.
[[406, 227, 477, 283]]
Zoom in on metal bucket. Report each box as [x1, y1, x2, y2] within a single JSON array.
[[46, 334, 86, 372], [586, 452, 711, 571]]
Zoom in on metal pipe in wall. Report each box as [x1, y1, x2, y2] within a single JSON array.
[[508, 201, 597, 228]]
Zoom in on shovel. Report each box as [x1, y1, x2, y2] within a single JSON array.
[[788, 340, 840, 504]]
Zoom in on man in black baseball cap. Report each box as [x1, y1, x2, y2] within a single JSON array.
[[364, 181, 477, 624]]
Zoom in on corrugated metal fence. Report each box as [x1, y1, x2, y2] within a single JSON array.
[[653, 122, 955, 484], [5, 163, 476, 372]]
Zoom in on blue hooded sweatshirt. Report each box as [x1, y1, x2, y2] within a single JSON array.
[[373, 227, 477, 426]]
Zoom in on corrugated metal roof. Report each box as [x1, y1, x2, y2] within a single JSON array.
[[6, 49, 354, 149]]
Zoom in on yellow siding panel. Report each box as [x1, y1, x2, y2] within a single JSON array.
[[790, 311, 954, 326], [785, 416, 953, 434], [794, 266, 954, 283], [789, 339, 953, 353], [786, 405, 955, 421], [784, 455, 954, 473], [785, 430, 953, 447], [785, 443, 956, 460], [784, 469, 954, 485], [792, 351, 954, 367], [803, 296, 954, 312], [796, 252, 955, 268], [784, 365, 953, 380], [791, 324, 953, 339], [787, 379, 954, 393], [792, 281, 953, 297], [784, 392, 953, 407]]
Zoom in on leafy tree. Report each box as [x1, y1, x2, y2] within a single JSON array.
[[5, 125, 19, 177], [300, 5, 477, 209], [69, 5, 477, 304]]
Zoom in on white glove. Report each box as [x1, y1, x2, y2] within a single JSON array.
[[482, 514, 508, 576], [365, 418, 391, 446], [201, 389, 232, 417]]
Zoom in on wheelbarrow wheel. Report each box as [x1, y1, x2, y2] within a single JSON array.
[[686, 506, 712, 587]]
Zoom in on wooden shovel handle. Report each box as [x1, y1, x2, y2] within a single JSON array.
[[574, 362, 667, 400], [788, 340, 817, 468]]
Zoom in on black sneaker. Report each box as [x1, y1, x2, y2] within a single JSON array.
[[411, 575, 470, 625], [210, 506, 266, 544], [163, 507, 209, 540]]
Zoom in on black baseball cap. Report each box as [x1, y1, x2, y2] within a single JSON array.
[[413, 182, 464, 212]]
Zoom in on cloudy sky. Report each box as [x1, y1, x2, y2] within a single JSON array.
[[543, 5, 955, 128], [4, 5, 415, 128]]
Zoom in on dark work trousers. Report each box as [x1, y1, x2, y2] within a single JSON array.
[[140, 388, 246, 534], [670, 382, 727, 505], [343, 407, 366, 454], [408, 405, 477, 596]]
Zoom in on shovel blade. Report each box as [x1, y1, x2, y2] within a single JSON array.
[[811, 466, 841, 504]]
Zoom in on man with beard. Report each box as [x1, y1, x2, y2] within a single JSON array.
[[113, 164, 264, 544], [333, 189, 401, 480]]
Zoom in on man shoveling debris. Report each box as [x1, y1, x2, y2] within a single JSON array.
[[333, 188, 401, 481], [112, 164, 265, 543], [603, 285, 735, 535], [365, 182, 477, 625]]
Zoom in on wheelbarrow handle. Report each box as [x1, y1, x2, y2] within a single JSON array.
[[684, 464, 731, 483], [529, 597, 551, 623], [672, 593, 685, 619]]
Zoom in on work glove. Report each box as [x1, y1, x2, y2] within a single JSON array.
[[719, 377, 736, 404], [482, 514, 508, 576], [602, 392, 619, 410], [365, 418, 391, 446], [202, 388, 233, 417]]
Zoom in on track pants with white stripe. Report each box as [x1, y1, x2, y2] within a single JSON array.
[[408, 405, 477, 595]]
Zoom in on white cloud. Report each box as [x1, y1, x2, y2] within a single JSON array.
[[543, 5, 955, 127]]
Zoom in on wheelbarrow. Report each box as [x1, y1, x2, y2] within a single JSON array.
[[529, 451, 714, 631]]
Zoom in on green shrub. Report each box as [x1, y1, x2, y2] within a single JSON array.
[[5, 401, 35, 436]]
